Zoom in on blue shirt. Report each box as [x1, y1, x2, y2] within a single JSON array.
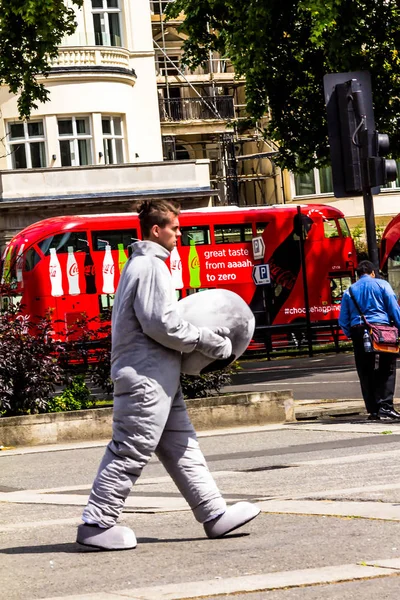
[[339, 275, 400, 338]]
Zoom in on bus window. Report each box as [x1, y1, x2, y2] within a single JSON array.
[[99, 293, 115, 319], [338, 218, 351, 237], [185, 288, 212, 295], [92, 230, 138, 250], [180, 226, 210, 246], [24, 246, 42, 272], [0, 244, 19, 283], [1, 295, 22, 310], [256, 222, 268, 235], [323, 219, 340, 238], [387, 240, 400, 296], [39, 232, 89, 255], [214, 224, 252, 244], [330, 276, 352, 304]]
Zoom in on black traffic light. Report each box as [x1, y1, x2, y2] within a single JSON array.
[[323, 71, 397, 197], [367, 133, 397, 188]]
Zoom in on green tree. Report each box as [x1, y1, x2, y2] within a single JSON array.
[[0, 0, 83, 119], [168, 0, 400, 173]]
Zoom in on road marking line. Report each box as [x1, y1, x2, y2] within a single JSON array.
[[254, 380, 360, 386], [257, 499, 400, 521], [290, 448, 400, 466], [0, 517, 82, 532], [273, 481, 400, 501], [39, 560, 400, 600]]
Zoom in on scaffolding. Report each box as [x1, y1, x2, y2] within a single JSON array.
[[151, 0, 282, 206]]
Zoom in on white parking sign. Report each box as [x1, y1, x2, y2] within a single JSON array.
[[252, 264, 271, 285], [252, 236, 265, 260]]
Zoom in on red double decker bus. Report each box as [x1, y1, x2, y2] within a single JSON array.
[[380, 213, 400, 296], [0, 204, 356, 343]]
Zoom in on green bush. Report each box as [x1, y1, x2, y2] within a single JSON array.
[[47, 375, 94, 413], [181, 363, 237, 399], [351, 222, 385, 264], [0, 299, 66, 417]]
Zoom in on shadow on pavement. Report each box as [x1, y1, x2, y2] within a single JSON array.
[[0, 533, 249, 555]]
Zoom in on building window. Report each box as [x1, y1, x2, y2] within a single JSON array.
[[294, 166, 333, 196], [92, 0, 122, 47], [102, 116, 124, 164], [151, 0, 174, 15], [58, 117, 93, 167], [8, 120, 47, 169], [158, 55, 180, 76]]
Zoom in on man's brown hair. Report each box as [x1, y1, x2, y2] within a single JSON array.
[[136, 200, 180, 238]]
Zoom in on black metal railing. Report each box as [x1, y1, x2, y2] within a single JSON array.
[[248, 319, 345, 359], [159, 96, 235, 122]]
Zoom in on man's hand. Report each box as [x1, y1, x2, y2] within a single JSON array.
[[197, 327, 232, 360]]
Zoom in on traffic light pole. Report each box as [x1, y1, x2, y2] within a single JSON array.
[[324, 71, 397, 275], [362, 188, 379, 271], [360, 131, 380, 272]]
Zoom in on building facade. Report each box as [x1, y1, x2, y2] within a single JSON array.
[[151, 0, 282, 208], [0, 0, 215, 248], [1, 0, 399, 250], [151, 0, 400, 229]]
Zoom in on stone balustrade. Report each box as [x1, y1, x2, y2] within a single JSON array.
[[52, 47, 131, 70]]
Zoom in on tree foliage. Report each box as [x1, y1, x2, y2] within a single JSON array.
[[0, 0, 83, 119], [168, 0, 400, 173]]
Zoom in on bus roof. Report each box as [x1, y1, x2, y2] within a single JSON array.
[[8, 203, 345, 247]]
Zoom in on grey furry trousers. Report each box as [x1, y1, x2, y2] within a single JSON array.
[[82, 388, 226, 528]]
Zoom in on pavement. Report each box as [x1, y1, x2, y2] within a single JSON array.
[[3, 406, 400, 600], [2, 350, 400, 600]]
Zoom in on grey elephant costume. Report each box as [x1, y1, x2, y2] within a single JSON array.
[[78, 240, 259, 549]]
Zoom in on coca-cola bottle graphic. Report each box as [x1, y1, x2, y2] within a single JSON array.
[[67, 246, 80, 295], [49, 247, 64, 297], [16, 243, 25, 286], [250, 212, 314, 323], [1, 243, 13, 283], [170, 246, 184, 289], [84, 249, 96, 295], [102, 244, 115, 294], [188, 239, 201, 288], [118, 243, 128, 274]]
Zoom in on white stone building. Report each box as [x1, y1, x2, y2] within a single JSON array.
[[0, 0, 215, 247]]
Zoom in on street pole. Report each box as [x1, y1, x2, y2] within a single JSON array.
[[362, 188, 379, 271], [360, 129, 379, 272], [297, 206, 313, 357]]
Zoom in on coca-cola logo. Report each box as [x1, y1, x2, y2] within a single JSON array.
[[69, 263, 79, 277], [50, 266, 57, 278], [103, 264, 115, 275], [171, 259, 182, 270], [84, 265, 95, 276], [190, 257, 200, 269], [269, 261, 296, 290]]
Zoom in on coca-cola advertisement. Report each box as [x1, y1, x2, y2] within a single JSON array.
[[84, 250, 96, 295]]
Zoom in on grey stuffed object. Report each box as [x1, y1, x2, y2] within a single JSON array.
[[177, 289, 255, 375]]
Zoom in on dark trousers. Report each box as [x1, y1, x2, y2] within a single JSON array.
[[351, 327, 397, 414]]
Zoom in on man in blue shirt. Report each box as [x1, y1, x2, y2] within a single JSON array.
[[339, 260, 400, 421]]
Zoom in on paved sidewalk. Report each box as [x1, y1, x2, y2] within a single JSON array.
[[3, 418, 400, 599], [295, 397, 400, 420]]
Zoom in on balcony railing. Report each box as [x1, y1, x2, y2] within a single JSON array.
[[159, 96, 234, 122], [52, 47, 130, 70]]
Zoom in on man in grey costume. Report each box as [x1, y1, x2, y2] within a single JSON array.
[[77, 200, 260, 550]]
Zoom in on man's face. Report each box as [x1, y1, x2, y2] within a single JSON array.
[[151, 212, 181, 252]]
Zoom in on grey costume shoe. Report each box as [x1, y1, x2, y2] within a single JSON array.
[[76, 524, 137, 550], [203, 502, 261, 539]]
